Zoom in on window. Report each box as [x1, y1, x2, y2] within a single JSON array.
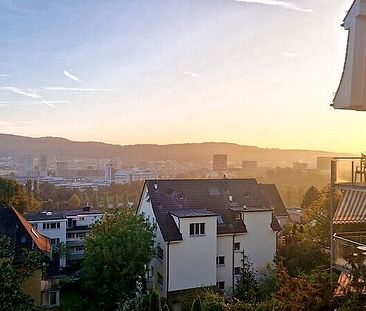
[[31, 223, 38, 230], [216, 256, 225, 266], [216, 281, 225, 290], [157, 272, 163, 288], [43, 222, 60, 230], [234, 267, 241, 275], [157, 246, 163, 260], [41, 291, 57, 306], [51, 238, 60, 245], [234, 242, 240, 251], [75, 246, 84, 252], [189, 222, 205, 236]]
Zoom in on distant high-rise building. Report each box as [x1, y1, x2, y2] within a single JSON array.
[[105, 162, 115, 180], [292, 162, 308, 170], [213, 154, 227, 171], [242, 161, 258, 175], [317, 157, 332, 171], [18, 155, 34, 177], [39, 155, 48, 177], [55, 161, 68, 177]]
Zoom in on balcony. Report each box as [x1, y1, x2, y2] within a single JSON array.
[[331, 156, 366, 190], [333, 232, 366, 271]]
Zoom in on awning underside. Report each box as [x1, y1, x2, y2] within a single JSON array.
[[333, 190, 366, 224]]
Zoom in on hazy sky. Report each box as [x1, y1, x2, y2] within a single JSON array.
[[0, 0, 361, 152]]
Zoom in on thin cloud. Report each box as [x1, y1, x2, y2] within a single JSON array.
[[233, 0, 313, 12], [183, 71, 198, 78], [0, 100, 68, 109], [284, 52, 299, 58], [0, 74, 9, 77], [0, 86, 41, 99], [44, 87, 112, 91], [63, 70, 82, 82]]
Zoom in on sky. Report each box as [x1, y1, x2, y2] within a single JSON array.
[[0, 0, 362, 153]]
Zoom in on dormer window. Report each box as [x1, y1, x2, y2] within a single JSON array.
[[189, 223, 205, 236]]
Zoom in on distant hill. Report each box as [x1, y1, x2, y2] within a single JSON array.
[[0, 133, 348, 167]]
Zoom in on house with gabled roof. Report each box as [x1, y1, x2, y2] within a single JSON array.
[[137, 178, 283, 298], [0, 205, 60, 308]]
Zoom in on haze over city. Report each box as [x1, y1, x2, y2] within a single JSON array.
[[0, 0, 361, 153]]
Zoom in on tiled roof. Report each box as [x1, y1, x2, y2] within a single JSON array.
[[0, 206, 51, 256], [260, 184, 289, 217], [12, 207, 52, 254], [145, 179, 277, 241]]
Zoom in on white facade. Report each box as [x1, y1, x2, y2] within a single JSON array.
[[29, 217, 68, 268], [333, 0, 366, 110], [138, 185, 277, 297], [131, 169, 158, 182], [168, 215, 217, 292], [27, 210, 103, 267]]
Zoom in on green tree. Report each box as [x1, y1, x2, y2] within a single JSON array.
[[303, 186, 340, 247], [0, 236, 41, 311], [68, 193, 81, 209], [274, 263, 331, 311], [103, 193, 109, 209], [122, 190, 129, 209], [82, 210, 155, 310], [191, 296, 203, 311], [0, 178, 40, 212], [32, 179, 40, 200], [300, 186, 320, 209], [234, 252, 258, 303], [280, 239, 328, 277], [149, 288, 162, 311], [113, 194, 119, 209], [25, 179, 32, 197]]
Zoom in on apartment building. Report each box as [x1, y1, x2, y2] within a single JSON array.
[[137, 178, 282, 298], [26, 207, 103, 267]]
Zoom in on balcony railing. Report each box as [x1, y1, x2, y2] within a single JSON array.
[[333, 232, 366, 271], [331, 156, 366, 188]]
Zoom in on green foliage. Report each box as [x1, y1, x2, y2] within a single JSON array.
[[68, 193, 81, 209], [82, 210, 155, 310], [274, 263, 331, 311], [0, 177, 40, 212], [234, 253, 258, 303], [201, 290, 225, 311], [280, 239, 328, 277], [300, 186, 320, 209], [191, 296, 203, 311], [149, 288, 162, 311], [0, 236, 41, 311], [303, 186, 340, 247], [257, 264, 278, 301]]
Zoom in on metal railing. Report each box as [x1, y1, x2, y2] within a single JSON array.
[[333, 233, 366, 271], [331, 156, 366, 187]]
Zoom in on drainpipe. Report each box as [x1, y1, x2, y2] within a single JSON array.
[[232, 234, 235, 293], [167, 242, 170, 297]]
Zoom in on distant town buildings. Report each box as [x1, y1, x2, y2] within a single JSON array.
[[242, 160, 258, 175], [317, 157, 332, 171], [213, 154, 228, 171], [292, 162, 308, 170]]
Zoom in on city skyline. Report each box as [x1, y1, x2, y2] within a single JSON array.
[[0, 0, 361, 153]]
